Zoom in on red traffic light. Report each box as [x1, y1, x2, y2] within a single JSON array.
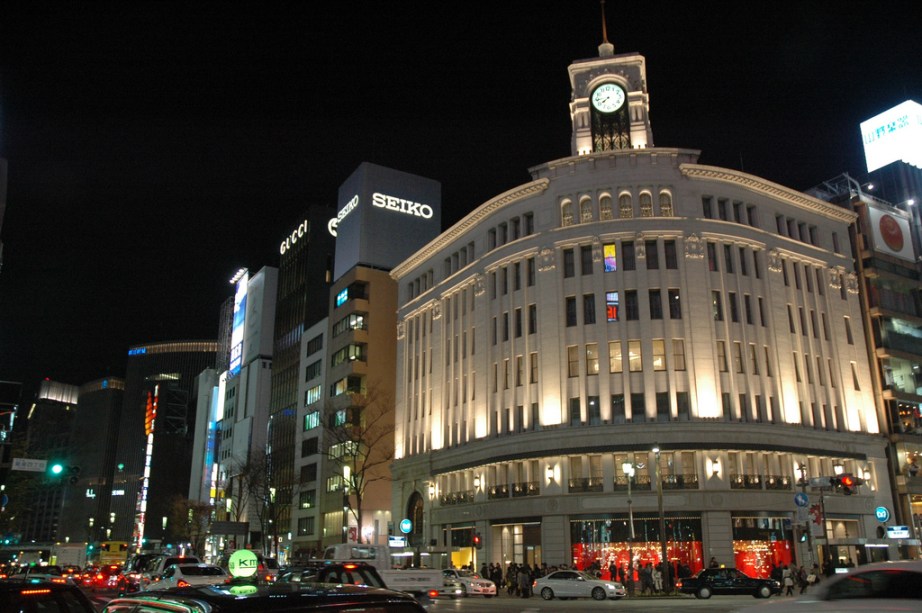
[[840, 474, 855, 487], [472, 533, 482, 549]]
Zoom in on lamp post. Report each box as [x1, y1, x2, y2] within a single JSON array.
[[621, 462, 637, 567], [653, 445, 670, 593]]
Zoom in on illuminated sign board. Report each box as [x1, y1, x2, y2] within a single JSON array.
[[861, 100, 922, 172], [229, 272, 248, 377], [867, 204, 915, 262], [335, 288, 349, 307], [280, 220, 310, 255], [128, 347, 147, 356], [887, 525, 911, 539], [328, 194, 360, 237], [371, 192, 434, 219]]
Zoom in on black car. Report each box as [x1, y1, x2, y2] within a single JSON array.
[[0, 580, 96, 612], [101, 582, 427, 612], [676, 567, 781, 599], [116, 552, 162, 595], [276, 562, 386, 588]]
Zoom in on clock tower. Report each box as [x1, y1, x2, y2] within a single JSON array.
[[568, 10, 653, 155]]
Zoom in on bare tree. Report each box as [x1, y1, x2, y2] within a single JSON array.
[[323, 385, 395, 543], [228, 452, 284, 557], [168, 496, 213, 557]]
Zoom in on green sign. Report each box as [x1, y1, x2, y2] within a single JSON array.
[[228, 549, 259, 578]]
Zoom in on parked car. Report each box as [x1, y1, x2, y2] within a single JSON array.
[[100, 582, 428, 612], [677, 567, 781, 599], [441, 569, 496, 597], [0, 580, 96, 612], [533, 569, 626, 600], [734, 560, 922, 612], [145, 563, 229, 590]]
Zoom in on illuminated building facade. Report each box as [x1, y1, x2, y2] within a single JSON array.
[[390, 40, 898, 577], [110, 341, 217, 545]]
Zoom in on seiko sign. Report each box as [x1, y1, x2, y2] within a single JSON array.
[[327, 194, 360, 237], [372, 192, 434, 219], [280, 220, 310, 255]]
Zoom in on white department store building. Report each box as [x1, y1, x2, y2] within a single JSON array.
[[389, 37, 899, 577]]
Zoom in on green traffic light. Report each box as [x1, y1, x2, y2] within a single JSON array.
[[50, 463, 64, 475]]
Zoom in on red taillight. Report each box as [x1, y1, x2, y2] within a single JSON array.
[[177, 579, 190, 587], [344, 564, 358, 570], [21, 589, 52, 596], [427, 589, 440, 598], [51, 578, 66, 584]]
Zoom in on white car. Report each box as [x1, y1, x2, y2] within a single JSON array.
[[534, 570, 626, 601], [144, 563, 228, 591], [734, 560, 922, 612], [441, 569, 496, 597]]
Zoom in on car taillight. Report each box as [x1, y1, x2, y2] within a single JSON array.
[[20, 589, 52, 596], [428, 589, 440, 598], [51, 578, 66, 584], [177, 579, 190, 587]]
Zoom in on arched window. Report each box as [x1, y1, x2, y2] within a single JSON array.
[[579, 197, 593, 223], [599, 194, 613, 221], [659, 191, 674, 217], [561, 199, 574, 227], [640, 192, 654, 217], [618, 193, 633, 219]]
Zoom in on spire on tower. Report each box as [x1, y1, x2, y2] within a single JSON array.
[[599, 0, 614, 57]]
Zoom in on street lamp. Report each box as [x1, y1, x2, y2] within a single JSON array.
[[621, 461, 638, 568], [652, 445, 670, 593]]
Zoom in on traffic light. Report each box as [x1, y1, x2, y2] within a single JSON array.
[[49, 463, 64, 476], [832, 473, 864, 495], [68, 466, 81, 485], [472, 532, 482, 549]]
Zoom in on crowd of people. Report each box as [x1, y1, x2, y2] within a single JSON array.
[[772, 562, 820, 595]]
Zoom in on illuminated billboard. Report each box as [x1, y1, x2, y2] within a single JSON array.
[[861, 100, 922, 172], [229, 272, 248, 377], [866, 203, 915, 262]]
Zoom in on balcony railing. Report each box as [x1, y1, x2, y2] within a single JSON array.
[[613, 475, 652, 491], [511, 481, 540, 497], [487, 484, 509, 500], [662, 473, 699, 490], [764, 475, 792, 490], [439, 489, 474, 506], [730, 474, 763, 490], [568, 477, 605, 493]]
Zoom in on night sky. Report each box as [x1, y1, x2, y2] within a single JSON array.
[[1, 2, 919, 396]]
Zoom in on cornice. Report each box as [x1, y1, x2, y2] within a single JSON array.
[[390, 179, 549, 279], [681, 164, 857, 223]]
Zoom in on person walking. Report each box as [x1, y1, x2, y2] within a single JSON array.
[[516, 565, 531, 598], [652, 564, 663, 594], [782, 564, 794, 596]]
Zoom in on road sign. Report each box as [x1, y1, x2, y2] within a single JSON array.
[[794, 492, 809, 507], [875, 506, 891, 522], [399, 518, 413, 534], [11, 458, 47, 472]]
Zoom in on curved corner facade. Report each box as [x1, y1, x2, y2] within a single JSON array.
[[390, 148, 895, 577]]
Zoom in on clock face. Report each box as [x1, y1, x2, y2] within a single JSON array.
[[591, 83, 626, 113]]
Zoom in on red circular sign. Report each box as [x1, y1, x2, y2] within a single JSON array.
[[879, 214, 904, 252]]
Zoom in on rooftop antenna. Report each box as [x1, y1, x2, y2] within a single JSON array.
[[599, 0, 614, 57]]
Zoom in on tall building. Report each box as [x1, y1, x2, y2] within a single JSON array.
[[20, 380, 79, 542], [58, 377, 125, 543], [389, 35, 896, 577], [266, 208, 335, 554], [110, 341, 217, 546], [290, 163, 441, 559]]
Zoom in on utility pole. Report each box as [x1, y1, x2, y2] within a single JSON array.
[[797, 464, 815, 567]]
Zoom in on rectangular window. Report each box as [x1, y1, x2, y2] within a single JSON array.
[[612, 394, 626, 423], [491, 316, 497, 345], [606, 291, 619, 322], [567, 345, 579, 377], [563, 248, 575, 278], [668, 289, 682, 319], [609, 341, 623, 373], [739, 247, 748, 276], [851, 362, 861, 390], [728, 292, 739, 322], [758, 297, 766, 327], [749, 344, 759, 374], [569, 398, 581, 426], [707, 242, 719, 272], [733, 201, 743, 223], [723, 244, 734, 273], [793, 262, 801, 289], [764, 346, 773, 377], [583, 294, 596, 324], [664, 240, 678, 269], [794, 352, 802, 382], [527, 257, 536, 286], [799, 307, 806, 335], [753, 251, 762, 279], [645, 240, 659, 269], [628, 340, 642, 372], [301, 437, 318, 457], [580, 245, 593, 275], [502, 312, 509, 341], [303, 411, 320, 431], [631, 393, 646, 421], [501, 267, 508, 295], [828, 358, 836, 388], [810, 310, 818, 338], [816, 269, 825, 295], [623, 241, 636, 270], [712, 291, 723, 321], [744, 294, 753, 324], [805, 265, 813, 292], [733, 341, 744, 373], [504, 359, 510, 389], [586, 343, 599, 375], [304, 385, 322, 406], [702, 196, 714, 218], [603, 243, 617, 272], [822, 313, 829, 340], [516, 355, 524, 386], [625, 290, 639, 320], [718, 199, 728, 220], [528, 303, 537, 334], [782, 260, 789, 286], [673, 339, 686, 371], [787, 305, 796, 333], [530, 352, 538, 383], [717, 341, 728, 372], [805, 354, 813, 383], [513, 262, 521, 291], [652, 339, 666, 371], [649, 289, 663, 320], [306, 334, 324, 356], [299, 489, 316, 510], [514, 308, 523, 337], [776, 214, 785, 235], [565, 297, 577, 327], [746, 204, 758, 227], [844, 317, 854, 344], [816, 356, 825, 385], [656, 392, 670, 422]]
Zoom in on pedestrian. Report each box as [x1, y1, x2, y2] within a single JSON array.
[[796, 565, 808, 594], [652, 564, 663, 593], [782, 564, 794, 596], [708, 556, 719, 568], [516, 566, 531, 598]]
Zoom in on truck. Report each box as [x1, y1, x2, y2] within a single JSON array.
[[321, 544, 444, 599], [52, 543, 88, 569]]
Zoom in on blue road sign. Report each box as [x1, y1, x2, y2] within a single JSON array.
[[399, 518, 413, 534], [794, 492, 809, 507], [875, 506, 891, 522]]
